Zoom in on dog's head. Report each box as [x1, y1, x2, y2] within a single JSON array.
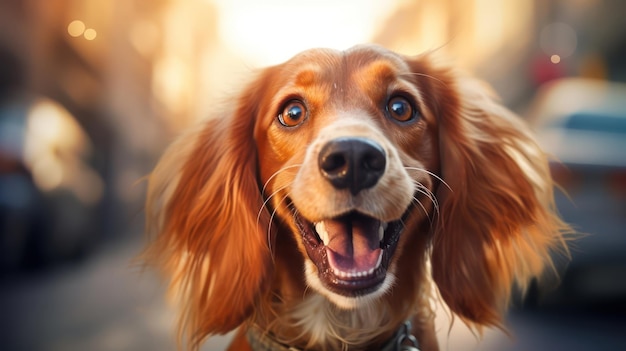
[[144, 45, 569, 347], [252, 46, 439, 309]]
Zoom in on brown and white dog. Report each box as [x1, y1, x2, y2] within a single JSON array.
[[143, 44, 570, 351]]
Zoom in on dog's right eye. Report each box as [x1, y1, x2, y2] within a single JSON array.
[[278, 100, 308, 127]]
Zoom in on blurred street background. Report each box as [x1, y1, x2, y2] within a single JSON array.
[[0, 0, 625, 350]]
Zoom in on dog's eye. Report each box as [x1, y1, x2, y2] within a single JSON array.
[[278, 100, 307, 127], [386, 96, 416, 123]]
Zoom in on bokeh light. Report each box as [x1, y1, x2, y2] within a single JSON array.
[[83, 28, 97, 41], [67, 20, 85, 37]]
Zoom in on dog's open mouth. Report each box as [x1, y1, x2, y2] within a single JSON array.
[[295, 210, 404, 297]]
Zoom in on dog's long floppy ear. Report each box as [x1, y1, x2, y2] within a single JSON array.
[[410, 56, 570, 330], [143, 69, 275, 348]]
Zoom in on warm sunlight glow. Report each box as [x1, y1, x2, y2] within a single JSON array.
[[130, 20, 159, 57], [210, 0, 394, 66], [474, 0, 505, 56], [153, 56, 191, 114]]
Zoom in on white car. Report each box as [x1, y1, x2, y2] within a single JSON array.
[[525, 78, 626, 308]]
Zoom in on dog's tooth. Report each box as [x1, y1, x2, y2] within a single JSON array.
[[378, 223, 385, 242], [375, 251, 383, 269], [315, 221, 329, 245]]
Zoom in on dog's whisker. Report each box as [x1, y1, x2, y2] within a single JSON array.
[[421, 190, 442, 229], [413, 181, 440, 215], [413, 190, 436, 218], [408, 181, 441, 226], [261, 164, 302, 197], [266, 192, 291, 255], [411, 194, 436, 226], [410, 196, 432, 225], [256, 180, 291, 256], [257, 183, 291, 229], [404, 166, 453, 193], [257, 165, 301, 242]]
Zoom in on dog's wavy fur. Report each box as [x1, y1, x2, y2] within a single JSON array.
[[143, 45, 570, 351]]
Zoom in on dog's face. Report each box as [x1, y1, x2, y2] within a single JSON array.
[[253, 46, 439, 308], [146, 44, 569, 347]]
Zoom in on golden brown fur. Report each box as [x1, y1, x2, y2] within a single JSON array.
[[143, 45, 570, 351]]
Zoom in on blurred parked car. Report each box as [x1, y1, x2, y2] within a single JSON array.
[[526, 78, 626, 311], [0, 97, 104, 274]]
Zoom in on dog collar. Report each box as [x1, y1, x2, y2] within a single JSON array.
[[246, 320, 420, 351]]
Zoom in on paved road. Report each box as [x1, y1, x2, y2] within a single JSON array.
[[0, 237, 233, 351]]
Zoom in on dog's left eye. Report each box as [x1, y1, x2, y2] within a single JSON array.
[[386, 96, 417, 123], [278, 100, 307, 127]]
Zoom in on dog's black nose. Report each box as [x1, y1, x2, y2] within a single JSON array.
[[318, 137, 386, 195]]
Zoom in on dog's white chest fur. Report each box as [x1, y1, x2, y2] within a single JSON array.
[[285, 294, 391, 349]]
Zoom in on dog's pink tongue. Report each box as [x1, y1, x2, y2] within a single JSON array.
[[323, 215, 381, 274]]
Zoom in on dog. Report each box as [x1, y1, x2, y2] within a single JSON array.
[[143, 44, 570, 351]]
